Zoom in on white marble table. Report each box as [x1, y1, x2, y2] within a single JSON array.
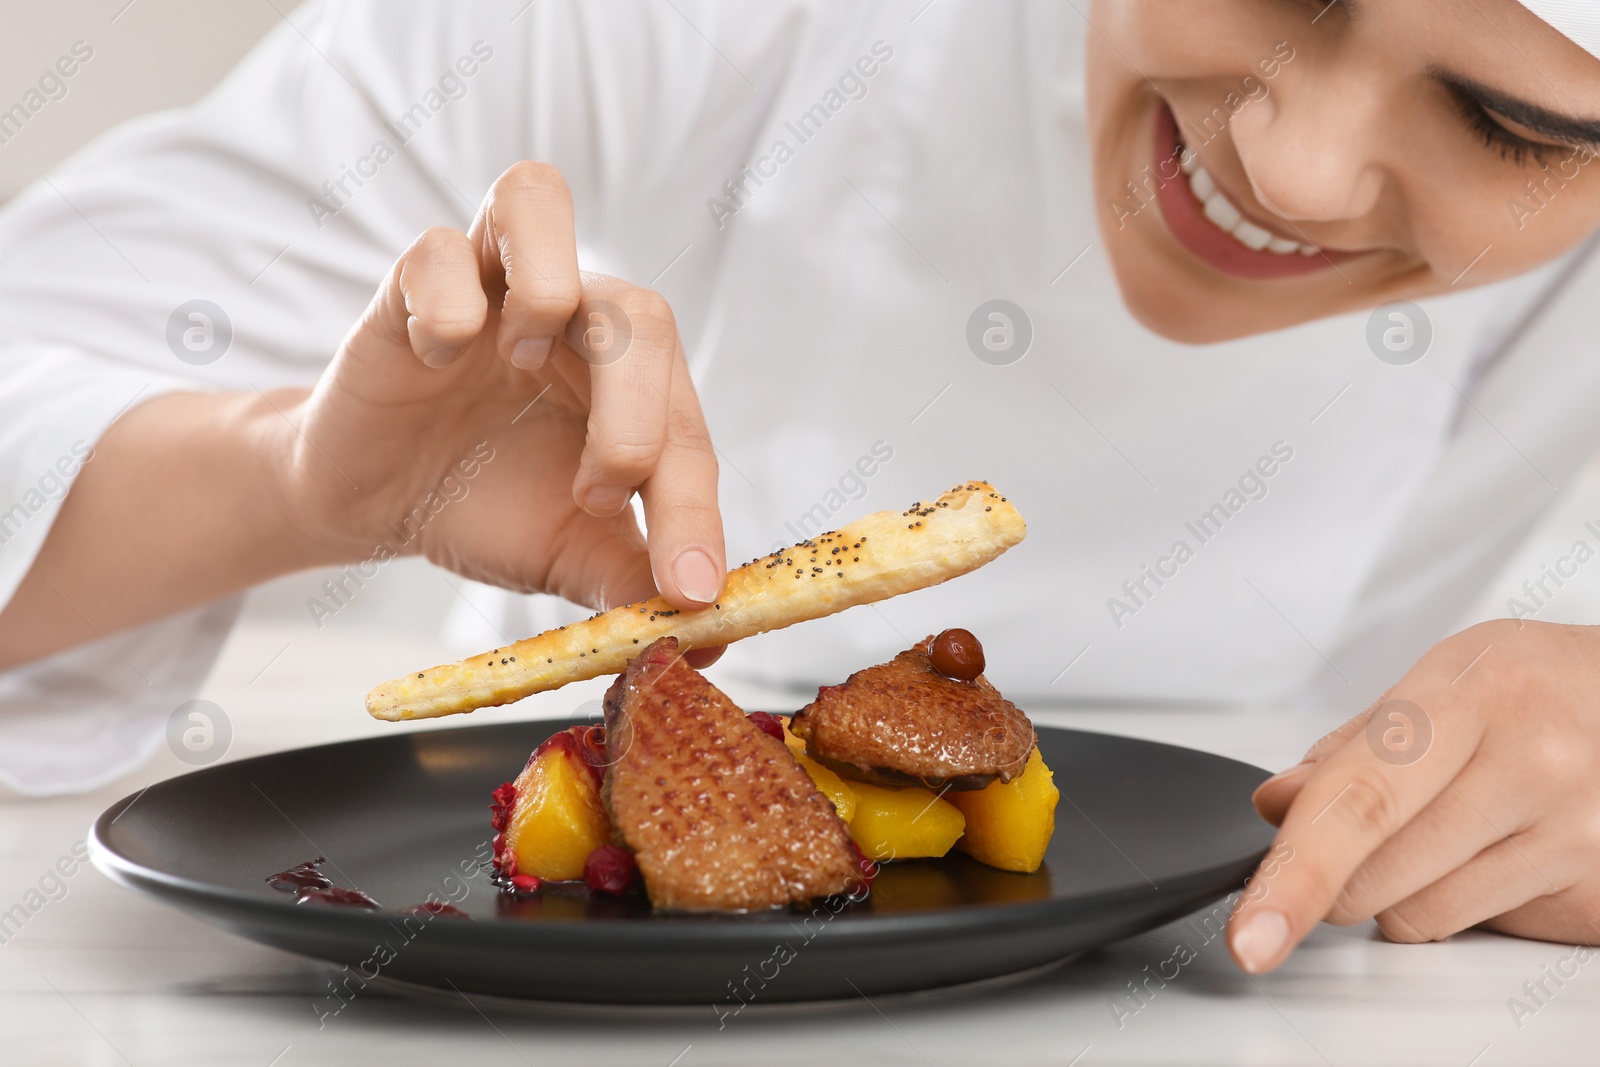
[[2, 618, 1595, 1067]]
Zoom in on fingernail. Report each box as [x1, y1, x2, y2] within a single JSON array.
[[584, 486, 632, 516], [1262, 761, 1315, 787], [511, 336, 553, 369], [672, 548, 723, 605], [421, 347, 458, 368], [1231, 909, 1289, 973]]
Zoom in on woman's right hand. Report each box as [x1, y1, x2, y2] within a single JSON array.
[[0, 162, 726, 671], [280, 161, 727, 616]]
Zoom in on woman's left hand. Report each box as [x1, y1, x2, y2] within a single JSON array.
[[1229, 619, 1600, 972]]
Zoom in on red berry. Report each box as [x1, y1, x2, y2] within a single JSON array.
[[583, 844, 639, 895], [848, 841, 878, 890], [746, 711, 786, 742], [489, 782, 517, 832], [508, 873, 542, 895]]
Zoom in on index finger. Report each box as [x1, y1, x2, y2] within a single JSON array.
[[557, 275, 725, 611], [1227, 692, 1482, 973]]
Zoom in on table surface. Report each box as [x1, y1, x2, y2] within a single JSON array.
[[2, 619, 1596, 1067]]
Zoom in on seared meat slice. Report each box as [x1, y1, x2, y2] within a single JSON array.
[[789, 634, 1034, 791], [602, 637, 859, 911]]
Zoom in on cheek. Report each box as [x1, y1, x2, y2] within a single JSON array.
[[1400, 130, 1600, 283]]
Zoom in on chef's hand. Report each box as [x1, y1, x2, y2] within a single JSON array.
[[285, 161, 726, 618], [1229, 619, 1600, 972], [0, 161, 727, 670]]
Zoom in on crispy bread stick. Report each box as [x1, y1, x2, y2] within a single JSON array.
[[366, 481, 1025, 721]]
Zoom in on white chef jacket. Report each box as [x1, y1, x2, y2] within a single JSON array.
[[0, 0, 1591, 794]]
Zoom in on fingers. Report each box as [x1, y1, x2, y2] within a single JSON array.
[[565, 278, 678, 516], [1253, 692, 1388, 825], [1228, 692, 1484, 973], [1378, 832, 1562, 943], [549, 273, 725, 609], [362, 227, 488, 368], [637, 345, 725, 609], [1324, 767, 1536, 923], [468, 161, 583, 371], [1480, 888, 1600, 944]]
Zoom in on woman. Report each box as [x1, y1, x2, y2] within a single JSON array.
[[0, 0, 1596, 973]]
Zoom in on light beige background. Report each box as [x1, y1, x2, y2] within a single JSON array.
[[4, 0, 1597, 659]]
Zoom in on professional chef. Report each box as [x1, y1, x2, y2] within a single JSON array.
[[1, 0, 1598, 973]]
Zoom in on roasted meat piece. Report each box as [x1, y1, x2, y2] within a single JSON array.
[[602, 637, 860, 911], [789, 632, 1034, 791]]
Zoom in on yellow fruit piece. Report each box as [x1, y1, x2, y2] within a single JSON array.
[[782, 722, 858, 823], [504, 744, 611, 881], [949, 746, 1058, 873], [847, 781, 965, 862]]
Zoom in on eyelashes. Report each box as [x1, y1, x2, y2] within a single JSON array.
[[1448, 85, 1569, 167]]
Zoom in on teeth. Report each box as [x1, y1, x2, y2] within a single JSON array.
[[1202, 192, 1241, 232], [1179, 148, 1319, 257], [1233, 221, 1273, 251]]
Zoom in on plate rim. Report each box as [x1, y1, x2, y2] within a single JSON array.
[[90, 720, 1273, 947]]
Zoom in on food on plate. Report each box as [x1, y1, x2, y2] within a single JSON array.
[[845, 779, 967, 862], [779, 718, 858, 822], [582, 843, 641, 895], [490, 724, 611, 883], [483, 629, 1059, 911], [948, 746, 1060, 873], [600, 637, 863, 911], [788, 630, 1036, 791], [367, 481, 1025, 721]]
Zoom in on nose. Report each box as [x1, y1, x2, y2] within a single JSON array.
[[1228, 64, 1388, 224]]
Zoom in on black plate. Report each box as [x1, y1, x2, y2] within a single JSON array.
[[91, 718, 1273, 1004]]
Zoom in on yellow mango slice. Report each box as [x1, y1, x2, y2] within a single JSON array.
[[782, 721, 858, 823], [504, 740, 611, 881], [847, 781, 965, 862], [948, 746, 1058, 873]]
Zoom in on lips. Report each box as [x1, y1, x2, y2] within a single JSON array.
[[1151, 102, 1347, 280]]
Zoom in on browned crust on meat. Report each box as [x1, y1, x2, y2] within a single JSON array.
[[602, 637, 859, 912], [789, 636, 1035, 790]]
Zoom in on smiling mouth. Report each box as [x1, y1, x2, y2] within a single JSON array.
[[1178, 153, 1320, 256], [1151, 101, 1349, 280]]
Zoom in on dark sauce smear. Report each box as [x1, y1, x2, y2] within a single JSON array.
[[265, 857, 332, 893], [266, 857, 379, 910], [403, 901, 469, 919], [296, 886, 381, 910]]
